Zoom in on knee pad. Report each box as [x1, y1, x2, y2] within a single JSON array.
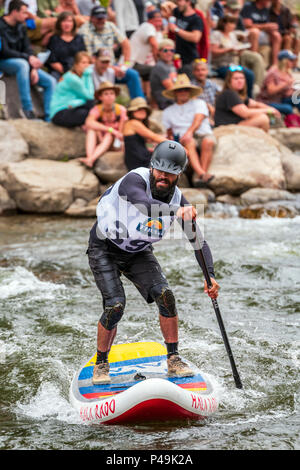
[[151, 285, 177, 318], [100, 301, 125, 331]]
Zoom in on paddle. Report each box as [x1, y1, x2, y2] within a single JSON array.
[[186, 219, 243, 390]]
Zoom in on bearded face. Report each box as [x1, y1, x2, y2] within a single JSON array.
[[150, 169, 179, 202]]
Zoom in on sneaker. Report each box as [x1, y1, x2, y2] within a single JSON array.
[[23, 110, 37, 120], [167, 354, 194, 378], [92, 362, 111, 385]]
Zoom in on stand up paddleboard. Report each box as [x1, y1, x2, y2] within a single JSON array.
[[70, 342, 219, 424]]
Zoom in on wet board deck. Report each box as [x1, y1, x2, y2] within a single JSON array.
[[77, 342, 207, 400], [70, 341, 218, 424]]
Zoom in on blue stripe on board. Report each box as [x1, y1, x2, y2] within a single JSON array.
[[78, 374, 205, 396], [78, 355, 166, 381]]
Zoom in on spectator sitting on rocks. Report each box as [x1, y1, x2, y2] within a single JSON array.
[[210, 15, 266, 97], [50, 51, 95, 127], [191, 58, 221, 121], [78, 5, 131, 64], [257, 49, 299, 115], [123, 97, 166, 171], [76, 0, 116, 23], [0, 0, 56, 120], [240, 0, 282, 66], [214, 65, 281, 132], [130, 9, 164, 99], [79, 81, 127, 168], [36, 0, 86, 27], [4, 0, 57, 47], [269, 0, 300, 57], [162, 74, 216, 187], [166, 0, 204, 78], [46, 11, 86, 80], [92, 48, 145, 99], [149, 38, 178, 110]]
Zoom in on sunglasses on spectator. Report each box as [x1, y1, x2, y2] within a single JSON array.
[[229, 65, 244, 72], [193, 58, 207, 63], [162, 48, 175, 52]]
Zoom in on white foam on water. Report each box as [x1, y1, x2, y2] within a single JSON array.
[[16, 381, 82, 425], [0, 266, 66, 300]]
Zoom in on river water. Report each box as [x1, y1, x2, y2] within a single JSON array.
[[0, 211, 299, 450]]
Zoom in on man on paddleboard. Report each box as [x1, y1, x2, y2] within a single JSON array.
[[87, 140, 219, 384]]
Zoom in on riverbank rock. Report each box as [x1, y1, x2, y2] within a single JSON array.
[[240, 187, 296, 205], [0, 184, 17, 214], [269, 128, 300, 152], [93, 151, 126, 183], [0, 159, 100, 213], [239, 200, 300, 218], [210, 126, 286, 195], [280, 147, 300, 191], [65, 197, 98, 217], [9, 120, 86, 160], [0, 121, 28, 166], [181, 188, 215, 205]]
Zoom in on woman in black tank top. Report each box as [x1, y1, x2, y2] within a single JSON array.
[[123, 98, 166, 171]]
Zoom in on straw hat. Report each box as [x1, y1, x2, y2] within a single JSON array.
[[162, 74, 203, 100], [127, 97, 151, 115], [94, 81, 120, 100]]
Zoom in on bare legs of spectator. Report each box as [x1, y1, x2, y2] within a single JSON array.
[[40, 17, 57, 47], [80, 129, 114, 168], [238, 113, 270, 132], [269, 30, 282, 65], [182, 137, 214, 182], [282, 33, 300, 58]]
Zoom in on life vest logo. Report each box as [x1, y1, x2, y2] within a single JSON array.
[[136, 218, 164, 237]]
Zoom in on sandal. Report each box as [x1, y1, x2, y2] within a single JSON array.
[[193, 174, 215, 188]]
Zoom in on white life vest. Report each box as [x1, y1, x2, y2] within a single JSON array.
[[96, 167, 182, 252]]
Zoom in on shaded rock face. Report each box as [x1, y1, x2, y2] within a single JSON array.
[[0, 121, 28, 166], [210, 126, 286, 195], [0, 159, 100, 213], [93, 151, 127, 183], [9, 120, 86, 160]]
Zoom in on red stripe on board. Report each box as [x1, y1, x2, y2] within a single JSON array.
[[103, 398, 205, 425]]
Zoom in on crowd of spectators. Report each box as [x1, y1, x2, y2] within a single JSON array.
[[0, 0, 299, 186]]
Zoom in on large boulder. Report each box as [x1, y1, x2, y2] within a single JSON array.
[[9, 120, 86, 160], [93, 150, 127, 183], [0, 184, 17, 214], [270, 128, 300, 152], [210, 126, 286, 195], [280, 146, 300, 191], [0, 159, 100, 213], [0, 121, 28, 167]]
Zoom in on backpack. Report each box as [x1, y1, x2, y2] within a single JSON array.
[[284, 114, 300, 128]]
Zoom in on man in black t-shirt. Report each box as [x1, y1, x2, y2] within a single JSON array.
[[168, 0, 203, 77], [241, 0, 282, 65]]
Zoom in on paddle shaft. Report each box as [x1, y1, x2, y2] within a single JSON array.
[[192, 221, 243, 390]]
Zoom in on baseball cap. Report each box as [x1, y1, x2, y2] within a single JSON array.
[[95, 48, 111, 61], [91, 6, 107, 19], [278, 49, 297, 61]]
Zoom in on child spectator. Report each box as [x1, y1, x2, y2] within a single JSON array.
[[123, 97, 166, 171], [162, 74, 216, 187], [214, 65, 281, 132], [79, 81, 127, 168], [149, 39, 177, 110], [50, 51, 94, 127], [46, 12, 86, 80], [257, 49, 299, 115]]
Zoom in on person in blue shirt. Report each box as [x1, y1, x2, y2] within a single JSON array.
[[50, 50, 95, 127]]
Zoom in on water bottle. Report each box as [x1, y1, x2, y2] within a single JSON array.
[[114, 138, 122, 149]]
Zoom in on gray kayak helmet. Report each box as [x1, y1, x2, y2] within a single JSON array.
[[150, 140, 188, 175]]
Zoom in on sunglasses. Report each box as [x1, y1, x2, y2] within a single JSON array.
[[162, 48, 175, 53], [193, 58, 207, 63], [229, 65, 244, 72]]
